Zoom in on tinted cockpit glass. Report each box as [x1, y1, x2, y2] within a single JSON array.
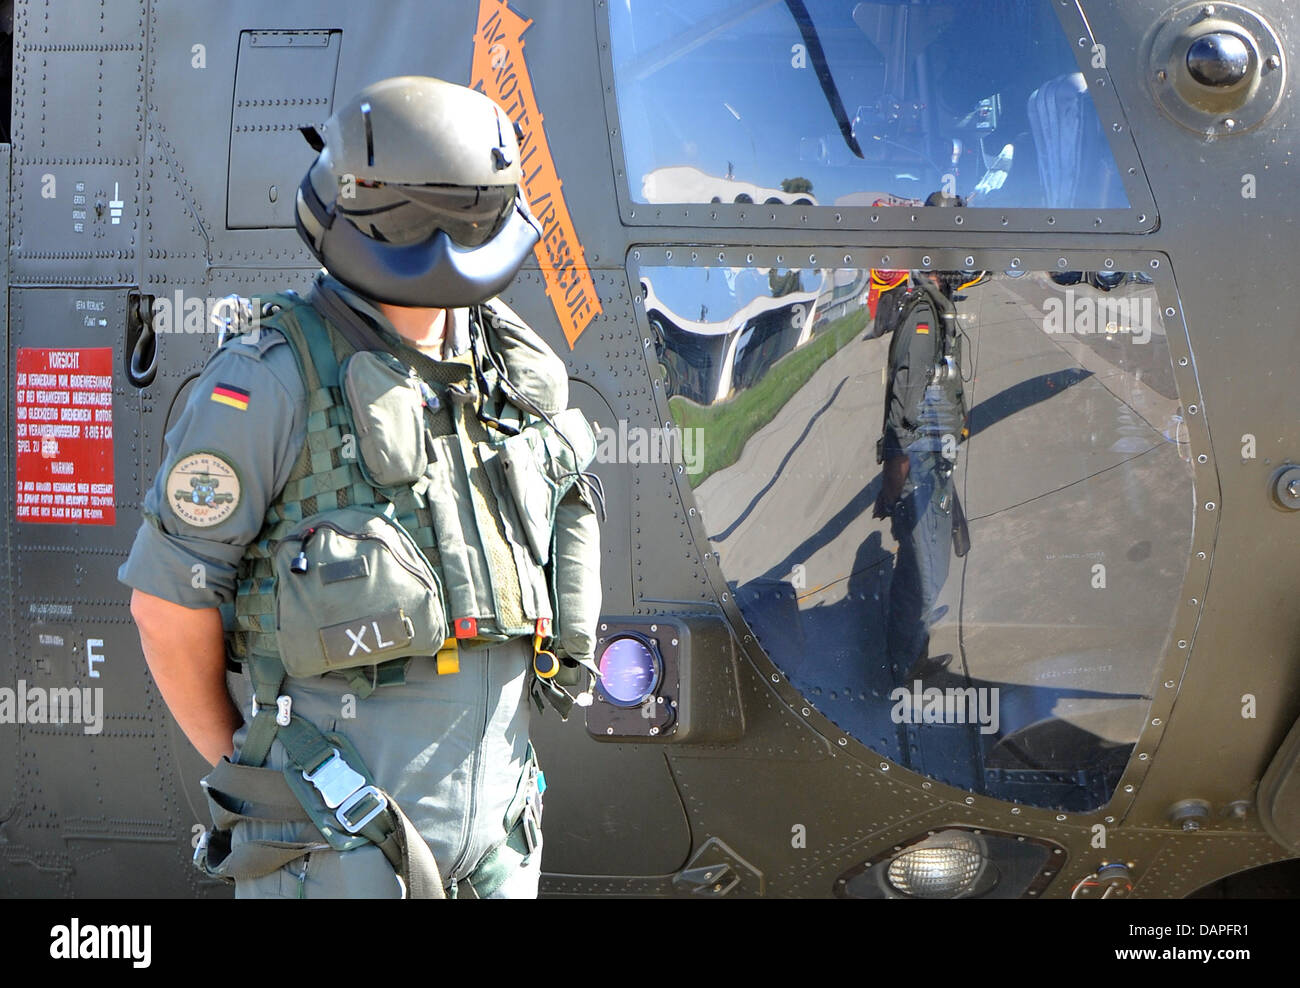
[[641, 260, 1195, 811], [610, 0, 1129, 210]]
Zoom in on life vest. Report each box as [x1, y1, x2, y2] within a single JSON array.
[[226, 283, 600, 701], [879, 283, 969, 460]]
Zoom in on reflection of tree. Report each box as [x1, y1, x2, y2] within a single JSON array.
[[780, 176, 814, 194], [769, 268, 804, 298]]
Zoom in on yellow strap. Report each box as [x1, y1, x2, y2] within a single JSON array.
[[436, 638, 460, 676]]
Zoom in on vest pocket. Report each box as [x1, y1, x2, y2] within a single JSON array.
[[496, 428, 557, 565], [494, 408, 598, 565], [272, 506, 447, 678], [340, 350, 430, 488]]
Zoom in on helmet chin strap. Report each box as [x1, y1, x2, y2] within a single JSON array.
[[296, 172, 543, 308]]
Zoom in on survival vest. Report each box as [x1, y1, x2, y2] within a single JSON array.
[[226, 283, 602, 707], [877, 282, 969, 462]]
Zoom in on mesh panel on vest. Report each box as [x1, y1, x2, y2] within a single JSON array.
[[230, 293, 540, 664]]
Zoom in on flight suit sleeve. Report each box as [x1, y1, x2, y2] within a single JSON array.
[[117, 331, 307, 607]]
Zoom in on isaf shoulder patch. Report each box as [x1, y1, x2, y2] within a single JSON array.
[[167, 451, 242, 528]]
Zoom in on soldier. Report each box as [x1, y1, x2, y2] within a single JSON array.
[[873, 267, 970, 684], [119, 77, 603, 898]]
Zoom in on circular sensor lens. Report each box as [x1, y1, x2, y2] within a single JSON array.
[[598, 635, 662, 707]]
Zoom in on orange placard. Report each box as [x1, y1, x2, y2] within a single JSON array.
[[472, 0, 602, 349]]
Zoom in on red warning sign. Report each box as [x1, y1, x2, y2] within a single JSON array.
[[15, 347, 116, 526]]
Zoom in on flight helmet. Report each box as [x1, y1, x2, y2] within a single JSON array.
[[295, 76, 540, 307]]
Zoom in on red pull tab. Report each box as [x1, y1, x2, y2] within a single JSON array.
[[533, 617, 551, 659], [454, 617, 478, 639]]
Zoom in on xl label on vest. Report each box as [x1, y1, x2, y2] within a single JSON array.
[[320, 609, 414, 666]]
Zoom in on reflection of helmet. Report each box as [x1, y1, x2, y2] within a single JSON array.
[[294, 76, 541, 307]]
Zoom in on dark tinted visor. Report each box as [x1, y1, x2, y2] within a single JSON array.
[[339, 182, 517, 248]]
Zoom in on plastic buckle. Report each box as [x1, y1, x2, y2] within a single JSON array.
[[335, 785, 388, 835], [251, 693, 292, 722], [521, 797, 540, 854], [302, 749, 368, 809]]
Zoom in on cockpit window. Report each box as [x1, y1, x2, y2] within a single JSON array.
[[609, 0, 1132, 212], [638, 257, 1197, 812]]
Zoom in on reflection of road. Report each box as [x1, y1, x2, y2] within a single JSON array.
[[693, 275, 1193, 803]]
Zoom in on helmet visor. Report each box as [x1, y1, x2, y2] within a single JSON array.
[[339, 182, 518, 249]]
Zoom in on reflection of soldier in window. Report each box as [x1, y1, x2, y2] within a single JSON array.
[[873, 267, 970, 683]]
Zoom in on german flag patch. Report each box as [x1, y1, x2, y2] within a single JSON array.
[[916, 322, 931, 335], [210, 383, 250, 411]]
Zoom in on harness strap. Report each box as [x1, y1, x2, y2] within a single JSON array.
[[199, 756, 445, 898], [216, 648, 446, 897], [454, 820, 533, 899]]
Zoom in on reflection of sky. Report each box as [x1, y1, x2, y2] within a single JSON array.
[[610, 0, 1127, 208], [644, 265, 825, 322]]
